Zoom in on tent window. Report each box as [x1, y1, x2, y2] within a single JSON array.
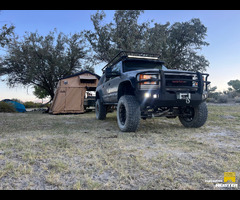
[[79, 74, 97, 84], [80, 79, 95, 84]]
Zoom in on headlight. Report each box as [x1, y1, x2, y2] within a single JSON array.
[[138, 74, 158, 85], [192, 75, 198, 87], [137, 74, 159, 90]]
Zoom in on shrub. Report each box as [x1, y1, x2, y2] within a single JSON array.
[[217, 95, 228, 103], [206, 98, 215, 103], [0, 102, 16, 112], [235, 97, 240, 103], [10, 98, 24, 104], [23, 101, 42, 108]]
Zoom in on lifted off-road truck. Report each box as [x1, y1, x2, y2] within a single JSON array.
[[96, 51, 210, 132]]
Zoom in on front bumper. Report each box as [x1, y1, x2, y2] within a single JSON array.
[[135, 70, 210, 109], [136, 90, 205, 108]]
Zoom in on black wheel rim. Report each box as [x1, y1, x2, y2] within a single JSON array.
[[119, 103, 126, 125], [183, 107, 194, 122]]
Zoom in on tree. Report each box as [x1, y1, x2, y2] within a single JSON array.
[[0, 30, 89, 101], [147, 18, 209, 71], [208, 85, 219, 99], [0, 24, 15, 48], [85, 10, 209, 72], [85, 10, 149, 63], [0, 13, 15, 76], [0, 10, 15, 48], [33, 85, 49, 100], [228, 79, 240, 93]]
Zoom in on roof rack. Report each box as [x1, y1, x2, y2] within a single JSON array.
[[102, 51, 161, 72]]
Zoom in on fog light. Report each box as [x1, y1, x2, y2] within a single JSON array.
[[153, 94, 157, 98], [144, 93, 151, 98]]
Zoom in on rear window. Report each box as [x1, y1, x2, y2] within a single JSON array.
[[123, 60, 165, 72]]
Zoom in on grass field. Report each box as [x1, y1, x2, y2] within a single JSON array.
[[0, 104, 239, 190]]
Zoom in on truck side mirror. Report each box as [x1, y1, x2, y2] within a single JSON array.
[[105, 67, 120, 78], [105, 67, 112, 78]]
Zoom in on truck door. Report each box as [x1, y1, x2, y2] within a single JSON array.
[[107, 61, 122, 103], [99, 75, 109, 103]]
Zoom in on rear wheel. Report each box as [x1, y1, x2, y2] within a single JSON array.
[[117, 95, 140, 132], [95, 99, 107, 120], [179, 102, 208, 128]]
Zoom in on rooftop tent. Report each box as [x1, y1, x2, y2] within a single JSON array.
[[49, 71, 100, 114], [2, 99, 26, 113]]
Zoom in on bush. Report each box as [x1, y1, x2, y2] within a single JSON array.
[[0, 102, 16, 112], [206, 98, 215, 103], [235, 97, 240, 103], [217, 95, 228, 103], [23, 101, 42, 108], [10, 98, 24, 104]]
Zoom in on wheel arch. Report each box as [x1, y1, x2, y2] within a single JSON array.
[[117, 81, 135, 101], [96, 90, 104, 102]]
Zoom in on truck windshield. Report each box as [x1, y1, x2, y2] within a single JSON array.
[[123, 60, 165, 72]]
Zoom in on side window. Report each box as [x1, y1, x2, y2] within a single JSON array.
[[112, 61, 122, 73], [105, 61, 122, 82]]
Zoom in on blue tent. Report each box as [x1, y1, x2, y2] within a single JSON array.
[[2, 99, 26, 113]]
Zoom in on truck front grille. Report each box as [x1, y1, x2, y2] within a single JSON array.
[[164, 72, 199, 92], [165, 75, 193, 87]]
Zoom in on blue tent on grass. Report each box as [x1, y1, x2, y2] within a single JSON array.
[[1, 99, 26, 113]]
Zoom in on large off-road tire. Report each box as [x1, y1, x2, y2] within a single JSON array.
[[117, 95, 140, 132], [179, 102, 208, 128], [95, 99, 107, 120]]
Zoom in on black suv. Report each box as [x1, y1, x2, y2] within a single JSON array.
[[96, 51, 210, 132]]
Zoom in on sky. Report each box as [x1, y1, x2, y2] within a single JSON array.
[[0, 10, 240, 102]]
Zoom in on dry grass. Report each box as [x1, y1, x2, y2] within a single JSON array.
[[0, 104, 240, 190]]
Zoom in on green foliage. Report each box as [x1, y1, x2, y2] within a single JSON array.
[[228, 79, 240, 93], [208, 83, 240, 103], [0, 22, 15, 76], [217, 95, 228, 103], [85, 10, 149, 63], [234, 97, 240, 103], [23, 101, 43, 108], [0, 101, 16, 112], [33, 85, 49, 100], [0, 30, 89, 100], [85, 10, 209, 72], [0, 24, 15, 48], [208, 86, 219, 99]]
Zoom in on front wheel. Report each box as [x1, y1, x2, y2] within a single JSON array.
[[179, 102, 208, 128], [117, 95, 140, 132]]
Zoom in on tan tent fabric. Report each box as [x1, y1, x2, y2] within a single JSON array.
[[51, 88, 67, 113], [50, 71, 99, 114]]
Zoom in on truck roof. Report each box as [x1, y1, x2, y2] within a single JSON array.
[[102, 51, 165, 72]]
